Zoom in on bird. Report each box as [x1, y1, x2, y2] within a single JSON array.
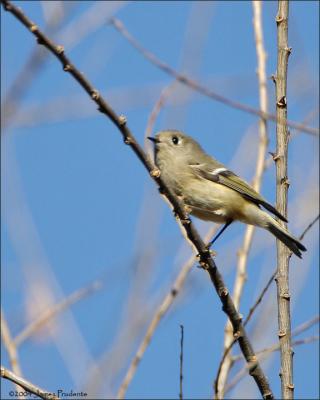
[[148, 130, 306, 258]]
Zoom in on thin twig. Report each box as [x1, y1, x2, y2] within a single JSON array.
[[213, 214, 319, 397], [1, 2, 274, 398], [299, 214, 319, 241], [1, 366, 58, 400], [215, 3, 270, 397], [14, 280, 103, 347], [180, 325, 184, 400], [245, 274, 276, 327], [274, 2, 293, 398], [109, 17, 318, 136]]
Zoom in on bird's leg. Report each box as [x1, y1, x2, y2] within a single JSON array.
[[206, 220, 233, 249]]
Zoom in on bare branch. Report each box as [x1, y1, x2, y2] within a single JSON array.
[[109, 17, 318, 136], [1, 2, 274, 398], [274, 2, 294, 397], [1, 366, 57, 400]]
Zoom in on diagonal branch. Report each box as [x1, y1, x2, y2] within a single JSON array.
[[109, 17, 318, 136], [1, 2, 273, 398]]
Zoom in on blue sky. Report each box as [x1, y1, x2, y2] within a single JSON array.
[[1, 1, 319, 399]]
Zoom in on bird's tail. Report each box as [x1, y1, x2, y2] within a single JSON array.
[[267, 220, 307, 258]]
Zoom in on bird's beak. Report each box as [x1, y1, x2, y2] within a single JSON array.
[[147, 136, 159, 143]]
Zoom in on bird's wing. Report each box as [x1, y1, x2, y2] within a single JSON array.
[[190, 163, 287, 222]]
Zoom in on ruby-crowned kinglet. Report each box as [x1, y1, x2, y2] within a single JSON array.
[[148, 130, 306, 258]]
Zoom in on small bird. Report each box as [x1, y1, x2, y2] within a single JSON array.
[[148, 130, 306, 258]]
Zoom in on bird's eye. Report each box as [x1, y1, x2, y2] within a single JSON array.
[[172, 136, 179, 145]]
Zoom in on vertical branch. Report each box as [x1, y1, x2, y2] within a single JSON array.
[[179, 325, 184, 400], [274, 1, 293, 398], [215, 2, 269, 398]]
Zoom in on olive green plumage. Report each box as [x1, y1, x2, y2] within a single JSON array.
[[148, 130, 306, 258]]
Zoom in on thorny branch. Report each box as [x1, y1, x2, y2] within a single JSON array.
[[274, 2, 293, 398], [1, 1, 273, 398]]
